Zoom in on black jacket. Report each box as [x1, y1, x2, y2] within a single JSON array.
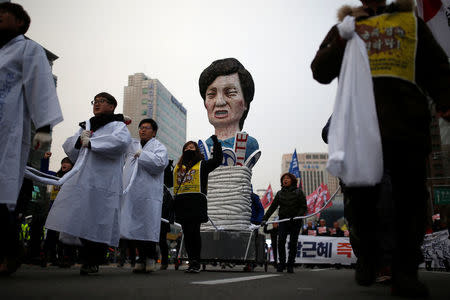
[[263, 186, 307, 221]]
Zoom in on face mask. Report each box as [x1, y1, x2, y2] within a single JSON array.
[[183, 150, 196, 162]]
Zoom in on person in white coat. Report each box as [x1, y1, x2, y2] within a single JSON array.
[[121, 118, 168, 273], [45, 92, 131, 276], [0, 2, 63, 275]]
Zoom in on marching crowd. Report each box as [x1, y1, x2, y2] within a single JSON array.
[[1, 0, 450, 298]]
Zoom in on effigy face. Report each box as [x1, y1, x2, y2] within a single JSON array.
[[204, 73, 247, 140]]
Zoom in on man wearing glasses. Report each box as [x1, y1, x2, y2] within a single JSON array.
[[45, 92, 131, 276], [120, 118, 168, 273]]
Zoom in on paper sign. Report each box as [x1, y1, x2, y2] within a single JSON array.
[[234, 132, 248, 166]]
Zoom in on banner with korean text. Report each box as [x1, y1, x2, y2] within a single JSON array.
[[290, 235, 356, 265]]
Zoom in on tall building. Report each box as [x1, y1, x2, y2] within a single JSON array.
[[123, 73, 187, 161], [281, 152, 340, 196]]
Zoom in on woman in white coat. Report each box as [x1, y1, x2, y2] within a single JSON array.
[[121, 118, 168, 273], [45, 92, 131, 275]]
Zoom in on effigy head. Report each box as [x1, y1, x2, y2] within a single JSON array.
[[199, 58, 254, 132]]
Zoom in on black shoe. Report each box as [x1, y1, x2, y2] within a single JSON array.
[[277, 264, 285, 272], [355, 257, 375, 286], [287, 265, 294, 273], [391, 276, 429, 298], [80, 264, 99, 276]]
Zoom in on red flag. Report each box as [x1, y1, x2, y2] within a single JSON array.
[[260, 184, 274, 209], [417, 0, 450, 57], [306, 184, 332, 218]]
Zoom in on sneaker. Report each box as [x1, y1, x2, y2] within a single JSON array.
[[190, 264, 201, 273], [133, 262, 145, 273], [160, 264, 168, 270], [145, 258, 156, 272], [80, 264, 99, 275], [375, 266, 392, 284], [185, 265, 193, 273]]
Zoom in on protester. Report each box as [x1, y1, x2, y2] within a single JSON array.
[[120, 118, 168, 273], [316, 219, 330, 237], [263, 219, 279, 268], [311, 0, 450, 296], [45, 92, 131, 275], [330, 221, 344, 238], [173, 139, 222, 273], [41, 154, 75, 267], [261, 173, 307, 273], [302, 220, 316, 236], [0, 2, 63, 275]]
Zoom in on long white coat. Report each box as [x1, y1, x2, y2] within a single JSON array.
[[120, 138, 168, 242], [0, 35, 63, 205], [45, 121, 131, 246]]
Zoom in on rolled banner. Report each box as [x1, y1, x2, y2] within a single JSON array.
[[244, 149, 261, 170], [198, 139, 210, 160], [222, 148, 236, 166]]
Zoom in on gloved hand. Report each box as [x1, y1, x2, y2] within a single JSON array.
[[33, 132, 52, 150], [337, 15, 355, 40], [134, 149, 142, 158], [80, 130, 91, 148], [210, 135, 219, 143], [124, 115, 132, 125]]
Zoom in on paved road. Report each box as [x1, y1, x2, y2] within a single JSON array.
[[1, 264, 450, 300]]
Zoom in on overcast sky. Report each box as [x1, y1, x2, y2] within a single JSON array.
[[17, 0, 365, 192]]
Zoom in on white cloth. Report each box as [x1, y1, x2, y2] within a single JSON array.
[[327, 16, 384, 187], [45, 121, 131, 246], [120, 138, 168, 242], [0, 35, 63, 205]]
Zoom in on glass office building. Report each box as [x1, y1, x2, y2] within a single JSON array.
[[123, 73, 187, 161]]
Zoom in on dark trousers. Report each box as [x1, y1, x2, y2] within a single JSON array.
[[344, 142, 427, 278], [278, 220, 301, 266], [181, 221, 201, 262], [0, 204, 21, 260], [135, 240, 156, 261], [119, 239, 136, 265], [79, 238, 107, 266], [159, 222, 170, 265]]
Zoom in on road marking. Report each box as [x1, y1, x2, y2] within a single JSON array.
[[310, 268, 327, 272], [191, 274, 281, 285]]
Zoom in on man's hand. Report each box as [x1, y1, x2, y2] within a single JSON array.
[[44, 152, 52, 159], [33, 132, 52, 150], [436, 110, 450, 122], [124, 115, 132, 125], [80, 130, 91, 148], [134, 149, 142, 158], [337, 15, 355, 40]]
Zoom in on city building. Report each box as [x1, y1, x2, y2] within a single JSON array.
[[123, 73, 187, 161], [281, 152, 340, 196]]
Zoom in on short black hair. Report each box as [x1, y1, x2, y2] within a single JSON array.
[[199, 58, 255, 130], [61, 157, 73, 165], [138, 118, 158, 133], [0, 2, 31, 34], [94, 92, 117, 108]]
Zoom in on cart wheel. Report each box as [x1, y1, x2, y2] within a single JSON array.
[[202, 264, 206, 271]]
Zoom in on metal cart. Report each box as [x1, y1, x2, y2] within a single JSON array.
[[175, 229, 268, 272]]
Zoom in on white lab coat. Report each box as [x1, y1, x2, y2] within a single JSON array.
[[120, 138, 168, 242], [0, 35, 63, 205], [45, 121, 131, 246]]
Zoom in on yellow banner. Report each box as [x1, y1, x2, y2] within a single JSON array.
[[173, 161, 201, 194], [357, 12, 417, 83]]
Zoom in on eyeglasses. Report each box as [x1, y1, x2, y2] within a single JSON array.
[[90, 99, 109, 105], [139, 126, 153, 131]]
